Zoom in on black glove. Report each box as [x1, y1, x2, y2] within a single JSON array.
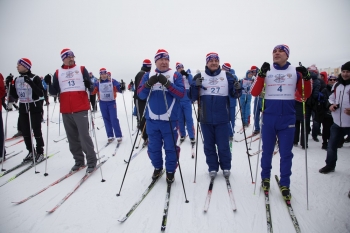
[[195, 77, 204, 87], [180, 70, 189, 78], [5, 76, 13, 87], [23, 75, 34, 86], [120, 80, 126, 92], [258, 62, 270, 78], [296, 66, 310, 81], [158, 74, 171, 88], [234, 81, 241, 90], [145, 74, 159, 88]]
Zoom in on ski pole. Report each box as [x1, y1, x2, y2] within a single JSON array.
[[131, 92, 134, 131], [254, 84, 266, 194], [191, 102, 204, 143], [120, 80, 132, 146], [237, 89, 254, 184], [44, 85, 50, 176], [117, 87, 153, 196], [58, 111, 61, 136], [299, 62, 309, 210], [87, 90, 105, 182], [25, 103, 39, 174], [136, 123, 146, 149], [1, 83, 12, 171], [161, 85, 189, 203], [248, 96, 260, 150]]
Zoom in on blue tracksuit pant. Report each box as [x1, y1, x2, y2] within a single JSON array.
[[100, 101, 122, 138], [261, 114, 295, 187], [201, 123, 231, 172], [178, 100, 195, 139], [146, 119, 180, 172], [253, 97, 262, 132], [239, 94, 252, 125]]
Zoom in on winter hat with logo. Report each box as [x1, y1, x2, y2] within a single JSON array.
[[206, 52, 219, 64], [143, 59, 152, 68], [273, 44, 290, 58], [154, 49, 169, 63], [341, 61, 350, 71], [250, 66, 258, 71], [60, 48, 74, 61], [222, 63, 231, 71], [99, 68, 107, 75], [17, 58, 32, 70], [176, 62, 184, 70]]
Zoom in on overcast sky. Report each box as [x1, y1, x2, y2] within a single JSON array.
[[0, 0, 349, 80]]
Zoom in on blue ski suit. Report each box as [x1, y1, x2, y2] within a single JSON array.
[[190, 66, 242, 172], [239, 71, 254, 125], [251, 62, 312, 187], [92, 78, 123, 138], [178, 69, 195, 139], [138, 68, 185, 172]]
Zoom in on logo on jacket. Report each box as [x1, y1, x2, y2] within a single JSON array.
[[274, 74, 285, 83], [219, 77, 224, 81], [209, 77, 218, 85], [267, 75, 274, 79], [166, 75, 170, 79], [287, 73, 293, 78], [65, 71, 75, 79], [102, 85, 111, 91]]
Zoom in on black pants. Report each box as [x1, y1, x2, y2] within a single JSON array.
[[135, 99, 148, 140], [294, 119, 310, 147], [17, 116, 21, 131], [322, 117, 333, 145], [90, 95, 97, 111], [20, 112, 44, 154]]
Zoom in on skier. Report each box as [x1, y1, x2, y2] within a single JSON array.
[[320, 75, 336, 150], [89, 72, 98, 112], [319, 61, 350, 174], [133, 59, 152, 146], [7, 58, 45, 162], [190, 52, 242, 178], [91, 68, 123, 143], [176, 62, 195, 145], [51, 48, 97, 173], [222, 63, 239, 141], [251, 65, 263, 135], [137, 49, 185, 184], [240, 69, 254, 127], [251, 44, 312, 200]]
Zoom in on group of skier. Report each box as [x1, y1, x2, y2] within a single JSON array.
[[1, 45, 349, 202]]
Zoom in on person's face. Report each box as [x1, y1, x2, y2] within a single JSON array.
[[272, 49, 288, 66], [100, 74, 108, 80], [207, 59, 220, 71], [89, 73, 92, 77], [341, 70, 350, 81], [63, 56, 75, 66], [155, 58, 169, 72], [248, 72, 253, 78], [251, 70, 257, 77], [328, 78, 337, 86], [17, 64, 28, 73]]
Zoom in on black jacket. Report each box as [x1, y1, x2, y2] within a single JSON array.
[[133, 66, 151, 101], [9, 71, 44, 114]]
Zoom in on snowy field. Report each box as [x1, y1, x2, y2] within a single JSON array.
[[0, 92, 349, 233]]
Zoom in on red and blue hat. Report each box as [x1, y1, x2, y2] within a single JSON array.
[[206, 52, 219, 64], [17, 58, 32, 70], [60, 48, 75, 61], [154, 49, 170, 63], [273, 44, 290, 58], [99, 68, 107, 75], [176, 62, 184, 70], [222, 63, 231, 71], [143, 59, 152, 68]]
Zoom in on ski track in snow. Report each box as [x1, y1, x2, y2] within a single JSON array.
[[1, 94, 349, 233]]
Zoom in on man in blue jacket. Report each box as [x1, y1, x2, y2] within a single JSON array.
[[190, 53, 242, 178], [138, 49, 185, 184], [176, 62, 195, 145], [240, 70, 254, 127]]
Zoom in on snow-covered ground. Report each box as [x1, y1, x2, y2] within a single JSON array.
[[0, 92, 349, 233]]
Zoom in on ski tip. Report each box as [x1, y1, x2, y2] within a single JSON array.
[[118, 217, 127, 222], [185, 200, 189, 203], [116, 193, 120, 197]]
